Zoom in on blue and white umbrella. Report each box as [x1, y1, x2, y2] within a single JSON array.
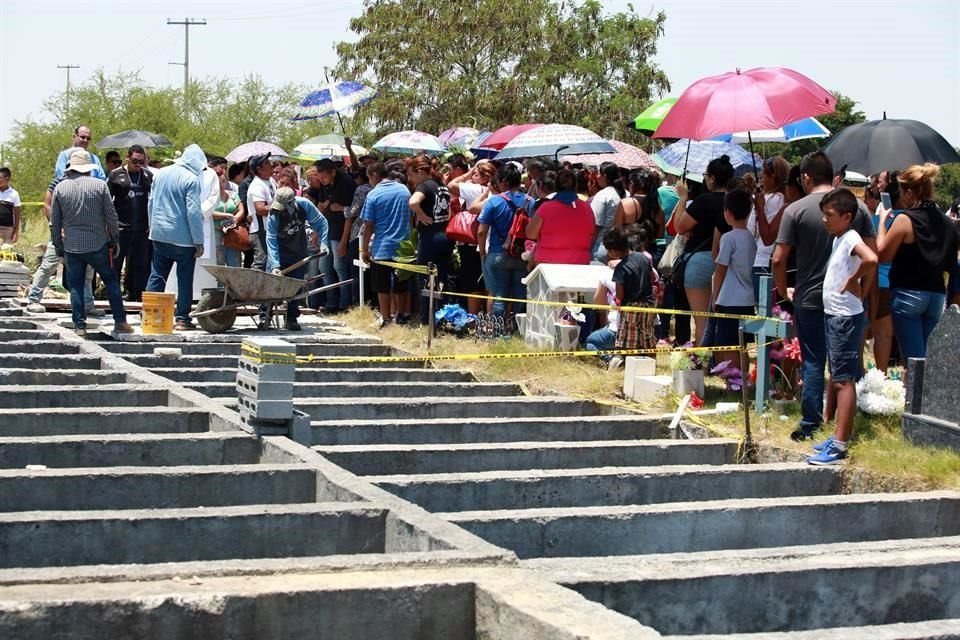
[[495, 124, 614, 160], [711, 117, 830, 144], [372, 130, 446, 156], [654, 139, 763, 178], [291, 80, 377, 122]]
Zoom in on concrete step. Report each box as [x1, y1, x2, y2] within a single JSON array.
[[0, 384, 167, 409], [0, 354, 102, 370], [524, 537, 960, 636], [0, 503, 388, 568], [444, 491, 960, 559], [223, 396, 614, 421], [316, 439, 738, 476], [0, 320, 43, 330], [0, 328, 59, 341], [0, 433, 261, 469], [152, 366, 476, 384], [311, 415, 670, 446], [102, 341, 392, 357], [192, 380, 524, 399], [0, 407, 209, 437], [0, 464, 318, 512], [0, 368, 127, 386], [671, 619, 960, 640], [369, 463, 842, 512], [0, 340, 80, 355], [124, 354, 414, 369]]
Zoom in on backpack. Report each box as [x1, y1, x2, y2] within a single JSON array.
[[499, 193, 533, 258]]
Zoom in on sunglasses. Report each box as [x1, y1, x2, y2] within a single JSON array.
[[130, 157, 145, 165]]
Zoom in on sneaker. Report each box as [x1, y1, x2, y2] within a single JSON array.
[[26, 302, 46, 313], [608, 355, 624, 371], [174, 321, 197, 331], [790, 426, 817, 442], [85, 307, 106, 318], [807, 441, 847, 466], [285, 321, 302, 331], [376, 315, 392, 330], [812, 436, 835, 452], [113, 322, 135, 334], [75, 328, 87, 338]]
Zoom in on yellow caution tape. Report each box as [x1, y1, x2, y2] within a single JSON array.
[[373, 260, 437, 276], [0, 252, 20, 261]]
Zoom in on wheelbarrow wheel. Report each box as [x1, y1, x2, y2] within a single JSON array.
[[195, 290, 237, 333]]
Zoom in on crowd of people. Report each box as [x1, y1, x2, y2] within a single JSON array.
[[10, 124, 960, 464]]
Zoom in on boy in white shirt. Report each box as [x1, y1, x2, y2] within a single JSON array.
[[808, 188, 877, 465]]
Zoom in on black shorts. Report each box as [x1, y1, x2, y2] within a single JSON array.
[[455, 244, 485, 292], [370, 260, 395, 294]]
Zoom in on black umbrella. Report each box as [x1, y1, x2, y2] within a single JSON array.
[[822, 116, 960, 176], [95, 129, 173, 149]]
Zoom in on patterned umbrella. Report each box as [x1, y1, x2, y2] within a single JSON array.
[[291, 80, 377, 122], [495, 124, 615, 159], [629, 97, 677, 136], [438, 127, 484, 149], [225, 141, 288, 163], [561, 140, 660, 171], [654, 139, 762, 177], [372, 130, 446, 156], [292, 134, 368, 160]]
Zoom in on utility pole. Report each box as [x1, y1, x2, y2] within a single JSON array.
[[57, 64, 80, 114], [167, 18, 206, 113]]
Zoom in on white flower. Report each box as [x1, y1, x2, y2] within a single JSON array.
[[856, 369, 905, 416]]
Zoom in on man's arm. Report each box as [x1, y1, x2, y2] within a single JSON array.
[[43, 190, 54, 221], [101, 185, 120, 243], [301, 200, 329, 248], [54, 152, 67, 179], [265, 214, 280, 272], [10, 206, 20, 243], [50, 194, 64, 255], [361, 220, 374, 262], [772, 243, 793, 302]]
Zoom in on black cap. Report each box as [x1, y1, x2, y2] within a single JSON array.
[[248, 153, 271, 172]]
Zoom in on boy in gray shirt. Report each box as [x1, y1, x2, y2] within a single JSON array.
[[708, 188, 756, 353]]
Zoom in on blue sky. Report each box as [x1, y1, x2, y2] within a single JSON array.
[[1, 0, 958, 146]]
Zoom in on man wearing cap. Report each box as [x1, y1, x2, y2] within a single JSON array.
[[50, 149, 133, 336], [107, 145, 153, 302], [265, 186, 328, 331], [55, 126, 106, 180], [245, 153, 275, 272], [145, 143, 206, 330]]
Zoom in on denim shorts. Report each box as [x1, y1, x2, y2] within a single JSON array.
[[825, 312, 865, 382], [683, 251, 715, 289]]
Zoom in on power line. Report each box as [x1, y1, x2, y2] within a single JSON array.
[[167, 17, 207, 112], [57, 64, 79, 115]]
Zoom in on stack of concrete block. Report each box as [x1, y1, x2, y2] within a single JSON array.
[[0, 260, 30, 299], [622, 356, 671, 403], [237, 337, 296, 424]]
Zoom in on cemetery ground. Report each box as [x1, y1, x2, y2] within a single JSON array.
[[339, 306, 960, 492]]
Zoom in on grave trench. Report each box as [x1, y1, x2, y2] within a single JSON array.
[[3, 307, 960, 638]]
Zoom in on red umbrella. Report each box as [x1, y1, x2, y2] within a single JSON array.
[[475, 123, 544, 151], [653, 67, 836, 141]]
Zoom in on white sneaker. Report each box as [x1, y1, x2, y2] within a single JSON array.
[[608, 355, 624, 371], [26, 302, 46, 313]]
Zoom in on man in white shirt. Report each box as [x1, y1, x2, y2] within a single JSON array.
[[0, 167, 21, 244], [245, 154, 274, 271]]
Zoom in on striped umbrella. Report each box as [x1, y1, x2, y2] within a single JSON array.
[[654, 139, 762, 178], [372, 130, 446, 156], [495, 124, 614, 159], [291, 80, 377, 122], [561, 140, 660, 171]]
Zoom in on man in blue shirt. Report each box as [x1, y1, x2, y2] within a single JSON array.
[[55, 126, 106, 180], [361, 162, 411, 325]]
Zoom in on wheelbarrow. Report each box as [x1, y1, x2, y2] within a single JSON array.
[[190, 255, 350, 333]]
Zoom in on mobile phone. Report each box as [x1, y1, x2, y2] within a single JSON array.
[[880, 192, 893, 211]]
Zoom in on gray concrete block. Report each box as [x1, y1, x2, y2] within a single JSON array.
[[903, 413, 960, 454], [290, 409, 312, 446], [237, 357, 296, 382], [0, 433, 262, 469], [310, 415, 670, 446], [447, 492, 960, 559], [370, 463, 843, 512], [316, 439, 738, 476], [0, 503, 389, 568], [237, 394, 294, 421], [236, 371, 294, 401], [0, 407, 209, 437], [0, 464, 318, 511]]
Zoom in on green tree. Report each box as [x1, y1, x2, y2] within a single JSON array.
[[935, 161, 960, 209], [334, 0, 669, 140], [776, 92, 867, 165]]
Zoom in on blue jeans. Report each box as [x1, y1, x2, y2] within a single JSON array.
[[795, 307, 826, 431], [66, 245, 127, 328], [586, 326, 617, 361], [281, 259, 306, 323], [891, 288, 946, 361], [485, 252, 527, 319], [146, 241, 196, 323], [317, 239, 352, 311], [418, 229, 453, 324]]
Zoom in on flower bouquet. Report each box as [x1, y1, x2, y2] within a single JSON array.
[[856, 368, 906, 416]]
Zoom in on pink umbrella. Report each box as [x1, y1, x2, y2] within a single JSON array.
[[653, 67, 836, 141], [561, 140, 660, 171], [475, 124, 544, 151]]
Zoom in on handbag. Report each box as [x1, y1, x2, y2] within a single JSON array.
[[221, 221, 251, 251], [445, 209, 480, 244], [657, 234, 686, 276]]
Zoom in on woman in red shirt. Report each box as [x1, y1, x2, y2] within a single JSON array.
[[526, 169, 595, 265]]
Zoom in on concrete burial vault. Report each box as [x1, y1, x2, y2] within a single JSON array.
[[0, 304, 958, 639]]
